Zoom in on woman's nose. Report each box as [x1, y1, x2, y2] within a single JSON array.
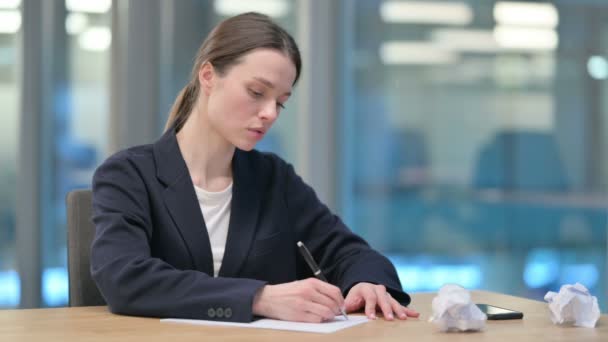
[[259, 102, 278, 121]]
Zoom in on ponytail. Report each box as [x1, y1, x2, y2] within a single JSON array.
[[164, 82, 199, 132]]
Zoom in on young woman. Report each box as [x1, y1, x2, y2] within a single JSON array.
[[91, 12, 418, 323]]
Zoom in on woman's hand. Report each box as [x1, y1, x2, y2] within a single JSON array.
[[344, 282, 419, 320], [252, 278, 345, 323]]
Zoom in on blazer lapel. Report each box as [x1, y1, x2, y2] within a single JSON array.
[[153, 131, 214, 276], [218, 149, 262, 277]]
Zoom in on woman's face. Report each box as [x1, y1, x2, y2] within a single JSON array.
[[202, 48, 296, 151]]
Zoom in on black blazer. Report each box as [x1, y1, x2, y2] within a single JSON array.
[[91, 130, 410, 322]]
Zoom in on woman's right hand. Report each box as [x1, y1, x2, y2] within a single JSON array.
[[252, 278, 345, 322]]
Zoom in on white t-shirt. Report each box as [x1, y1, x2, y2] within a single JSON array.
[[194, 182, 232, 277]]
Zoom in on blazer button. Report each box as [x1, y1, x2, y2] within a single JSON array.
[[207, 308, 216, 318], [216, 307, 224, 318], [224, 308, 232, 318]]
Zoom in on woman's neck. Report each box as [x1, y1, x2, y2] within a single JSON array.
[[176, 107, 234, 191]]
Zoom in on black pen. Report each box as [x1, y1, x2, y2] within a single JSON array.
[[296, 241, 349, 320]]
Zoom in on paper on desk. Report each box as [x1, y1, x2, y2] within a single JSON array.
[[544, 282, 600, 328], [161, 315, 369, 334], [429, 284, 486, 332]]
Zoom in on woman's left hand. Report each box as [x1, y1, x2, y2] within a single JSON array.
[[344, 283, 420, 321]]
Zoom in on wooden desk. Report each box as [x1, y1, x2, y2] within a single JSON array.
[[1, 291, 605, 341]]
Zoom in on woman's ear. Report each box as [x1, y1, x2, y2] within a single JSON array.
[[198, 62, 215, 96]]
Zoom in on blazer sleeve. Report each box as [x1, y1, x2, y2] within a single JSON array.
[[91, 155, 266, 322], [284, 163, 411, 306]]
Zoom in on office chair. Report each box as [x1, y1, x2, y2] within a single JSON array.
[[66, 189, 105, 306], [473, 130, 569, 191]]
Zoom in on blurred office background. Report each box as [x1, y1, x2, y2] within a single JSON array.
[[0, 0, 606, 310]]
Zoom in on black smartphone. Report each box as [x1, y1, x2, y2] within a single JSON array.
[[476, 304, 524, 320]]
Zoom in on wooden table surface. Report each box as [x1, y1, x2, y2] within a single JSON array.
[[0, 290, 605, 341]]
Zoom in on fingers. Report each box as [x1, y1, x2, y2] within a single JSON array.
[[344, 294, 364, 312], [288, 298, 333, 323], [300, 299, 337, 322], [305, 278, 344, 313], [348, 283, 418, 321], [300, 312, 328, 323], [381, 291, 421, 320], [290, 280, 419, 323], [349, 283, 383, 319], [362, 287, 378, 319], [308, 286, 341, 315], [387, 293, 408, 320], [384, 291, 420, 320], [374, 286, 395, 321], [404, 306, 420, 318]]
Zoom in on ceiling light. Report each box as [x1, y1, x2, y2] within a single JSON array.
[[494, 26, 558, 50], [214, 0, 289, 18], [66, 12, 88, 35], [0, 0, 20, 9], [587, 56, 608, 80], [0, 10, 20, 34], [66, 0, 111, 14], [432, 29, 501, 53], [78, 26, 111, 52], [380, 41, 459, 65], [380, 1, 472, 25], [494, 1, 558, 28]]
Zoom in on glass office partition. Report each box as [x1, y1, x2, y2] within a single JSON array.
[[40, 0, 112, 306], [0, 0, 21, 308], [338, 0, 608, 310]]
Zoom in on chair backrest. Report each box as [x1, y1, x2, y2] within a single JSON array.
[[472, 130, 569, 191], [66, 189, 105, 306]]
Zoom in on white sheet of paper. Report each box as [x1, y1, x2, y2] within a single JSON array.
[[161, 315, 369, 334]]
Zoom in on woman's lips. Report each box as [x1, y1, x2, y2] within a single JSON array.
[[247, 128, 265, 139]]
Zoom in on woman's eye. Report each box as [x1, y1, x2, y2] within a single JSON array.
[[249, 89, 263, 98], [277, 102, 285, 109]]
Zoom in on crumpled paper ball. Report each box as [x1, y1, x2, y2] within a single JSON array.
[[544, 283, 600, 328], [429, 284, 487, 332]]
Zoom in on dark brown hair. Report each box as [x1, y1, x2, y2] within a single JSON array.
[[164, 12, 301, 132]]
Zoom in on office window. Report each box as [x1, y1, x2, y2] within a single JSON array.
[[338, 0, 607, 310], [0, 1, 21, 308], [40, 0, 112, 306]]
